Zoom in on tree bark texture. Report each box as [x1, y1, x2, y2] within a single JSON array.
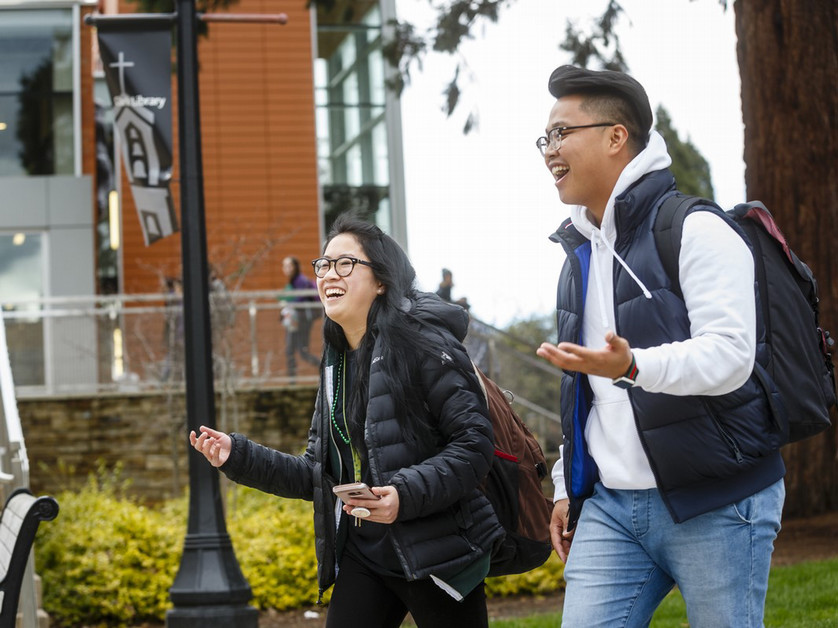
[[734, 0, 838, 516]]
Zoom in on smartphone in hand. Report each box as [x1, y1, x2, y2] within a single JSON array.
[[332, 482, 379, 501]]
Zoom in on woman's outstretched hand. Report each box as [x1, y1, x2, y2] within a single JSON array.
[[189, 425, 232, 467]]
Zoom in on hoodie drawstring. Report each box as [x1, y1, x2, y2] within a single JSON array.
[[590, 229, 653, 328]]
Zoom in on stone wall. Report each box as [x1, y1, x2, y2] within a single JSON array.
[[19, 385, 317, 501]]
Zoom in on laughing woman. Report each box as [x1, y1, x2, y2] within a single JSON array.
[[190, 215, 503, 628]]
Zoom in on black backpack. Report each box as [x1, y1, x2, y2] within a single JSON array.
[[654, 195, 836, 443], [472, 365, 554, 576]]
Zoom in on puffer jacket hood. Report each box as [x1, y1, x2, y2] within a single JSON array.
[[408, 291, 470, 343]]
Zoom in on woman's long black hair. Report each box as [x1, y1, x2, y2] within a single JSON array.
[[321, 215, 460, 449]]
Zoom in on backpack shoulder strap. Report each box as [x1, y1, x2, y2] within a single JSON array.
[[653, 194, 702, 299], [654, 194, 727, 299]]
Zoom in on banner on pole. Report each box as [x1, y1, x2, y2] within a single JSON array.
[[97, 22, 178, 246]]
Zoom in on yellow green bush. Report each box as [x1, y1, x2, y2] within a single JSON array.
[[224, 487, 323, 609], [36, 472, 186, 627], [486, 553, 565, 597], [35, 473, 564, 626]]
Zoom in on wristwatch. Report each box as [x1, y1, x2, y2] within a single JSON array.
[[612, 353, 638, 389]]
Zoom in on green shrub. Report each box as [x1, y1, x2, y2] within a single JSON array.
[[224, 486, 323, 609], [35, 471, 564, 626], [486, 553, 565, 597], [36, 471, 186, 627]]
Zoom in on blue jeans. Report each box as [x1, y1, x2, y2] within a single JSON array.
[[561, 479, 785, 628]]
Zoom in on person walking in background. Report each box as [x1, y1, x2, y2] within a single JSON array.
[[435, 267, 454, 301], [280, 255, 321, 377], [191, 215, 503, 628], [535, 65, 785, 627]]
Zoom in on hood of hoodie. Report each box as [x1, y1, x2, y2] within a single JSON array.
[[558, 130, 672, 335], [570, 130, 672, 245], [409, 292, 470, 343]]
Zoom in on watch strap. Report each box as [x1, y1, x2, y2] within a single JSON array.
[[611, 353, 638, 388]]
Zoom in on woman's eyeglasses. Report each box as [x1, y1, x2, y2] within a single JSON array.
[[311, 256, 375, 278]]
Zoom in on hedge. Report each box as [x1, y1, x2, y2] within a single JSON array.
[[35, 469, 564, 626]]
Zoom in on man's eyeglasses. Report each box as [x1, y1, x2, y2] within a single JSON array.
[[311, 256, 375, 278], [535, 123, 616, 156]]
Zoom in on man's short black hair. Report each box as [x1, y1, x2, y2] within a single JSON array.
[[548, 65, 652, 152]]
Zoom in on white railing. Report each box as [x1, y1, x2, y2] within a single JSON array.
[[1, 290, 324, 397], [2, 291, 563, 452]]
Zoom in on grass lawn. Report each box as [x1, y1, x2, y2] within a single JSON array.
[[484, 558, 838, 627]]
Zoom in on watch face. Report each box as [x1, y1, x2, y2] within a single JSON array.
[[612, 377, 635, 389]]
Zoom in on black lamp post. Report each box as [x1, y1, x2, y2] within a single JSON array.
[[87, 3, 287, 623], [165, 0, 258, 625]]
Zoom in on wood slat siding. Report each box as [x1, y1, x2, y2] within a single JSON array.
[[114, 0, 322, 294]]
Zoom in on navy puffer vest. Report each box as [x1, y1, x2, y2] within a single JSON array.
[[551, 170, 785, 527]]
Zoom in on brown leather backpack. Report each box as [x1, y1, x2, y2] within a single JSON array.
[[473, 365, 555, 576]]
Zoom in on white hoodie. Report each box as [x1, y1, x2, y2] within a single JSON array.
[[552, 132, 756, 500]]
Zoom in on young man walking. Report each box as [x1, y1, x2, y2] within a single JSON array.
[[536, 65, 785, 627]]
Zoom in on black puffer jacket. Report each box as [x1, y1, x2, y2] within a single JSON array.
[[219, 293, 504, 599]]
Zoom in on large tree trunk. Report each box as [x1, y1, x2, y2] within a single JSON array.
[[734, 0, 838, 516]]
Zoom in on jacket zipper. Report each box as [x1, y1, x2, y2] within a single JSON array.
[[556, 231, 588, 529], [703, 400, 744, 463]]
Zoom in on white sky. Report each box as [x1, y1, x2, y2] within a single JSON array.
[[396, 0, 744, 327]]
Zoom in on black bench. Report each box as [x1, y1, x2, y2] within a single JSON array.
[[0, 488, 59, 628]]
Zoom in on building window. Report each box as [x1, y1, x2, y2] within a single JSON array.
[[0, 232, 45, 386], [95, 78, 119, 294], [315, 1, 392, 234], [0, 9, 74, 177]]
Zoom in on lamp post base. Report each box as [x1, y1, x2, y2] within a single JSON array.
[[167, 532, 258, 627], [166, 604, 259, 627]]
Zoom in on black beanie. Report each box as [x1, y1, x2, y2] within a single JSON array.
[[547, 65, 653, 139]]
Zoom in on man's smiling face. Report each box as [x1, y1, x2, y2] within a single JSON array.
[[543, 95, 615, 217]]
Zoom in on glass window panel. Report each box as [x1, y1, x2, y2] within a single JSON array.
[[0, 9, 73, 177], [368, 49, 385, 104], [316, 2, 392, 231], [362, 4, 381, 28], [53, 93, 73, 174], [0, 95, 24, 176], [343, 107, 360, 143], [376, 197, 391, 232], [346, 144, 362, 186], [0, 232, 45, 386], [52, 28, 73, 92], [318, 155, 332, 185], [372, 120, 389, 186], [339, 35, 357, 74]]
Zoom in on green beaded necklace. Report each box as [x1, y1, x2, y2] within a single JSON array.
[[330, 351, 351, 444], [330, 351, 362, 483]]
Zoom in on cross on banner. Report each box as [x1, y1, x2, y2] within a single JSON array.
[[97, 23, 177, 246], [109, 51, 134, 95]]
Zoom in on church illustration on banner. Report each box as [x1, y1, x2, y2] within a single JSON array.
[[109, 51, 178, 246], [115, 106, 177, 245]]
